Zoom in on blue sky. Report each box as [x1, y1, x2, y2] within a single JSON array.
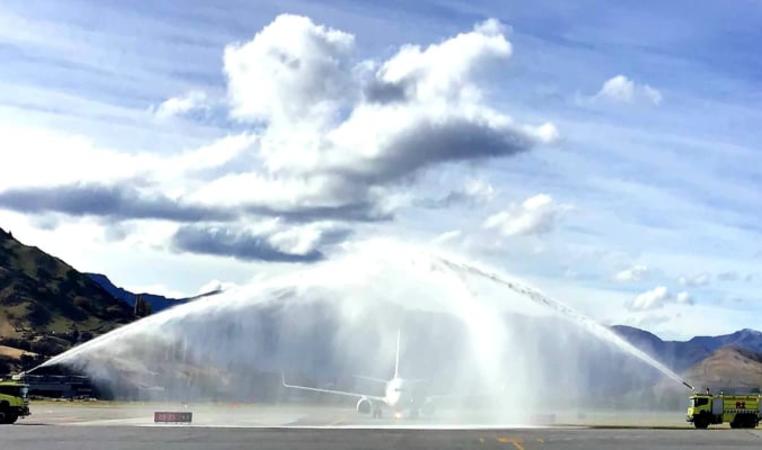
[[0, 0, 760, 339]]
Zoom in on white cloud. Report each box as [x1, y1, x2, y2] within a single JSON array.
[[152, 90, 209, 120], [208, 15, 557, 216], [678, 273, 711, 287], [483, 194, 568, 236], [171, 220, 350, 262], [0, 125, 155, 191], [614, 264, 649, 282], [267, 221, 350, 255], [0, 15, 559, 261], [462, 179, 496, 203], [373, 19, 512, 105], [594, 75, 662, 105], [0, 126, 255, 192], [676, 291, 693, 305], [628, 286, 694, 310], [431, 229, 463, 245], [224, 14, 356, 125]]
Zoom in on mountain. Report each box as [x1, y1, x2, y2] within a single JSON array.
[[612, 325, 762, 372], [86, 273, 222, 313], [0, 227, 134, 372], [682, 346, 762, 390], [89, 273, 182, 313], [613, 325, 762, 392], [687, 329, 762, 355]]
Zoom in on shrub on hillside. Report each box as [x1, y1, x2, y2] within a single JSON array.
[[26, 302, 52, 326]]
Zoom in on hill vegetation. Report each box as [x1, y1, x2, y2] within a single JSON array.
[[0, 227, 133, 373]]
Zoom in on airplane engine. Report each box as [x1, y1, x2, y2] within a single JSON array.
[[356, 397, 372, 414]]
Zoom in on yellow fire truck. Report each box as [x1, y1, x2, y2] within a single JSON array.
[[687, 392, 761, 429], [0, 378, 30, 424]]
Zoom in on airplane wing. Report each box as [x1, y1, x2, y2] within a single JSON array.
[[352, 375, 388, 384], [282, 373, 385, 402]]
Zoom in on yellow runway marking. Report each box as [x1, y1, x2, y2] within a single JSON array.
[[496, 436, 526, 450]]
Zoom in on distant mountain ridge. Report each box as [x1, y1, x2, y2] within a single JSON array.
[[613, 325, 762, 391], [612, 325, 762, 372], [86, 273, 221, 313]]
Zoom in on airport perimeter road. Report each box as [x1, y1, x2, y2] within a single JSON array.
[[2, 426, 762, 450]]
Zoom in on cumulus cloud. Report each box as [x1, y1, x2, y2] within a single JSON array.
[[678, 273, 711, 287], [483, 194, 569, 236], [207, 14, 558, 217], [628, 286, 694, 311], [152, 90, 209, 120], [2, 16, 556, 227], [593, 75, 662, 105], [614, 264, 649, 282], [0, 15, 558, 262], [225, 14, 356, 125]]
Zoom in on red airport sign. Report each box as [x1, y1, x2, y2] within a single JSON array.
[[154, 411, 193, 423]]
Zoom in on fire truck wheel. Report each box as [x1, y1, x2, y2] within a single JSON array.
[[694, 415, 709, 429]]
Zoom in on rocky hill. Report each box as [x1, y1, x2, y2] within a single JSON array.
[[0, 227, 133, 373]]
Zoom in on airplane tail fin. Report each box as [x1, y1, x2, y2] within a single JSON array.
[[394, 328, 401, 379]]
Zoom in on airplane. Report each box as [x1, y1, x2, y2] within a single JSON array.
[[281, 330, 432, 418]]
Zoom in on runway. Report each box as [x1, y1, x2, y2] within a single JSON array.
[[4, 425, 762, 450], [3, 403, 762, 450]]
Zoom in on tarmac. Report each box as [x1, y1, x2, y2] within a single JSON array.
[[2, 402, 762, 450]]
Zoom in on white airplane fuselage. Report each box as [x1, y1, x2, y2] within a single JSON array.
[[282, 330, 431, 418], [383, 377, 413, 411]]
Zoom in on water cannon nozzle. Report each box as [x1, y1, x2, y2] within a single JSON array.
[[682, 381, 694, 390]]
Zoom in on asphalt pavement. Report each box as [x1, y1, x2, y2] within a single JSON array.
[[3, 425, 762, 450], [3, 402, 762, 450]]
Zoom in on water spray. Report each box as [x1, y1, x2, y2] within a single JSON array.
[[436, 257, 696, 390], [32, 240, 698, 406]]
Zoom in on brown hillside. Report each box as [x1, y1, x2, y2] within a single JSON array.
[[682, 346, 762, 390]]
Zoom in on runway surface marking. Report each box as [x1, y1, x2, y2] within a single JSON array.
[[496, 435, 529, 450]]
